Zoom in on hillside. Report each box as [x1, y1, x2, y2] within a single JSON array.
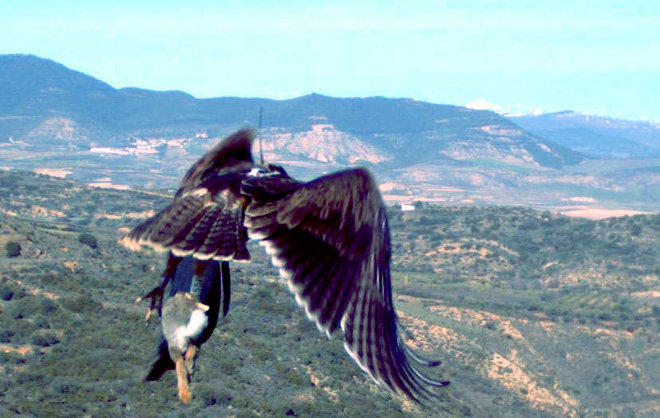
[[1, 171, 658, 416]]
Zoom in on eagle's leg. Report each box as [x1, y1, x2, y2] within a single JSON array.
[[189, 260, 209, 301], [136, 255, 182, 324]]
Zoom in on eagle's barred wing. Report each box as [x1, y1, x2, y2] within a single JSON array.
[[120, 191, 249, 261], [242, 168, 448, 403], [120, 129, 255, 261]]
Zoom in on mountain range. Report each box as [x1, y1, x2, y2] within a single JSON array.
[[1, 54, 658, 213], [511, 111, 660, 159]]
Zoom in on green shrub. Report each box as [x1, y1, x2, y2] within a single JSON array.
[[40, 299, 59, 315], [78, 233, 98, 249], [33, 315, 51, 329], [0, 329, 15, 343], [61, 296, 102, 313], [7, 298, 33, 319], [32, 333, 60, 347], [5, 241, 21, 257], [0, 284, 15, 301], [50, 378, 80, 394]]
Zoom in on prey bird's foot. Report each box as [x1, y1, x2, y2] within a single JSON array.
[[135, 286, 165, 324], [179, 387, 192, 405], [175, 356, 192, 405]]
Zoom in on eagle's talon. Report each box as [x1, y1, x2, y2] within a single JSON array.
[[137, 285, 165, 324]]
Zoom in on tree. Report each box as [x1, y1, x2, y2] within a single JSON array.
[[630, 223, 642, 236]]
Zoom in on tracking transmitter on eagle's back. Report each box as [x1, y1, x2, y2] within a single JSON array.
[[121, 129, 450, 405]]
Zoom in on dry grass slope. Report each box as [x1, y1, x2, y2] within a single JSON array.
[[0, 171, 658, 416]]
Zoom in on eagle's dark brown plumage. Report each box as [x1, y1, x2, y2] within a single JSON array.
[[122, 129, 449, 404], [120, 129, 254, 261]]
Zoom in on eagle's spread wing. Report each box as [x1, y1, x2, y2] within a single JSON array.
[[242, 168, 449, 403], [122, 128, 449, 403], [120, 130, 254, 261]]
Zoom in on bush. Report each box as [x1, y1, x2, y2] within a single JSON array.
[[61, 296, 101, 313], [0, 284, 15, 301], [0, 329, 15, 343], [32, 333, 59, 347], [78, 233, 98, 249], [33, 316, 51, 329], [5, 241, 21, 257], [50, 378, 79, 394], [7, 298, 33, 319], [39, 298, 59, 314]]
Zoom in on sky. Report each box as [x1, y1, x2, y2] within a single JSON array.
[[2, 0, 659, 121]]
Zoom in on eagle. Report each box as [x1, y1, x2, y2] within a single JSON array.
[[121, 129, 449, 404]]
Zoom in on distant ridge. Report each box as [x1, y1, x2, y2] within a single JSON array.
[[510, 111, 660, 158], [0, 53, 581, 170], [5, 54, 659, 213]]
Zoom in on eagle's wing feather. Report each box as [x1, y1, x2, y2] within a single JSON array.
[[177, 204, 224, 254], [243, 168, 448, 402], [121, 191, 249, 261], [121, 193, 207, 252], [120, 130, 254, 261]]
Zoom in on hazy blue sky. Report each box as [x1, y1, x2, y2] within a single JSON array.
[[2, 0, 659, 120]]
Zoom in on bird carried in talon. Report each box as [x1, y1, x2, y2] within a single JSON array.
[[121, 129, 449, 405], [162, 292, 208, 405], [142, 255, 230, 405]]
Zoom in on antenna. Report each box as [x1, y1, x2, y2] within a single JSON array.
[[258, 106, 264, 164]]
